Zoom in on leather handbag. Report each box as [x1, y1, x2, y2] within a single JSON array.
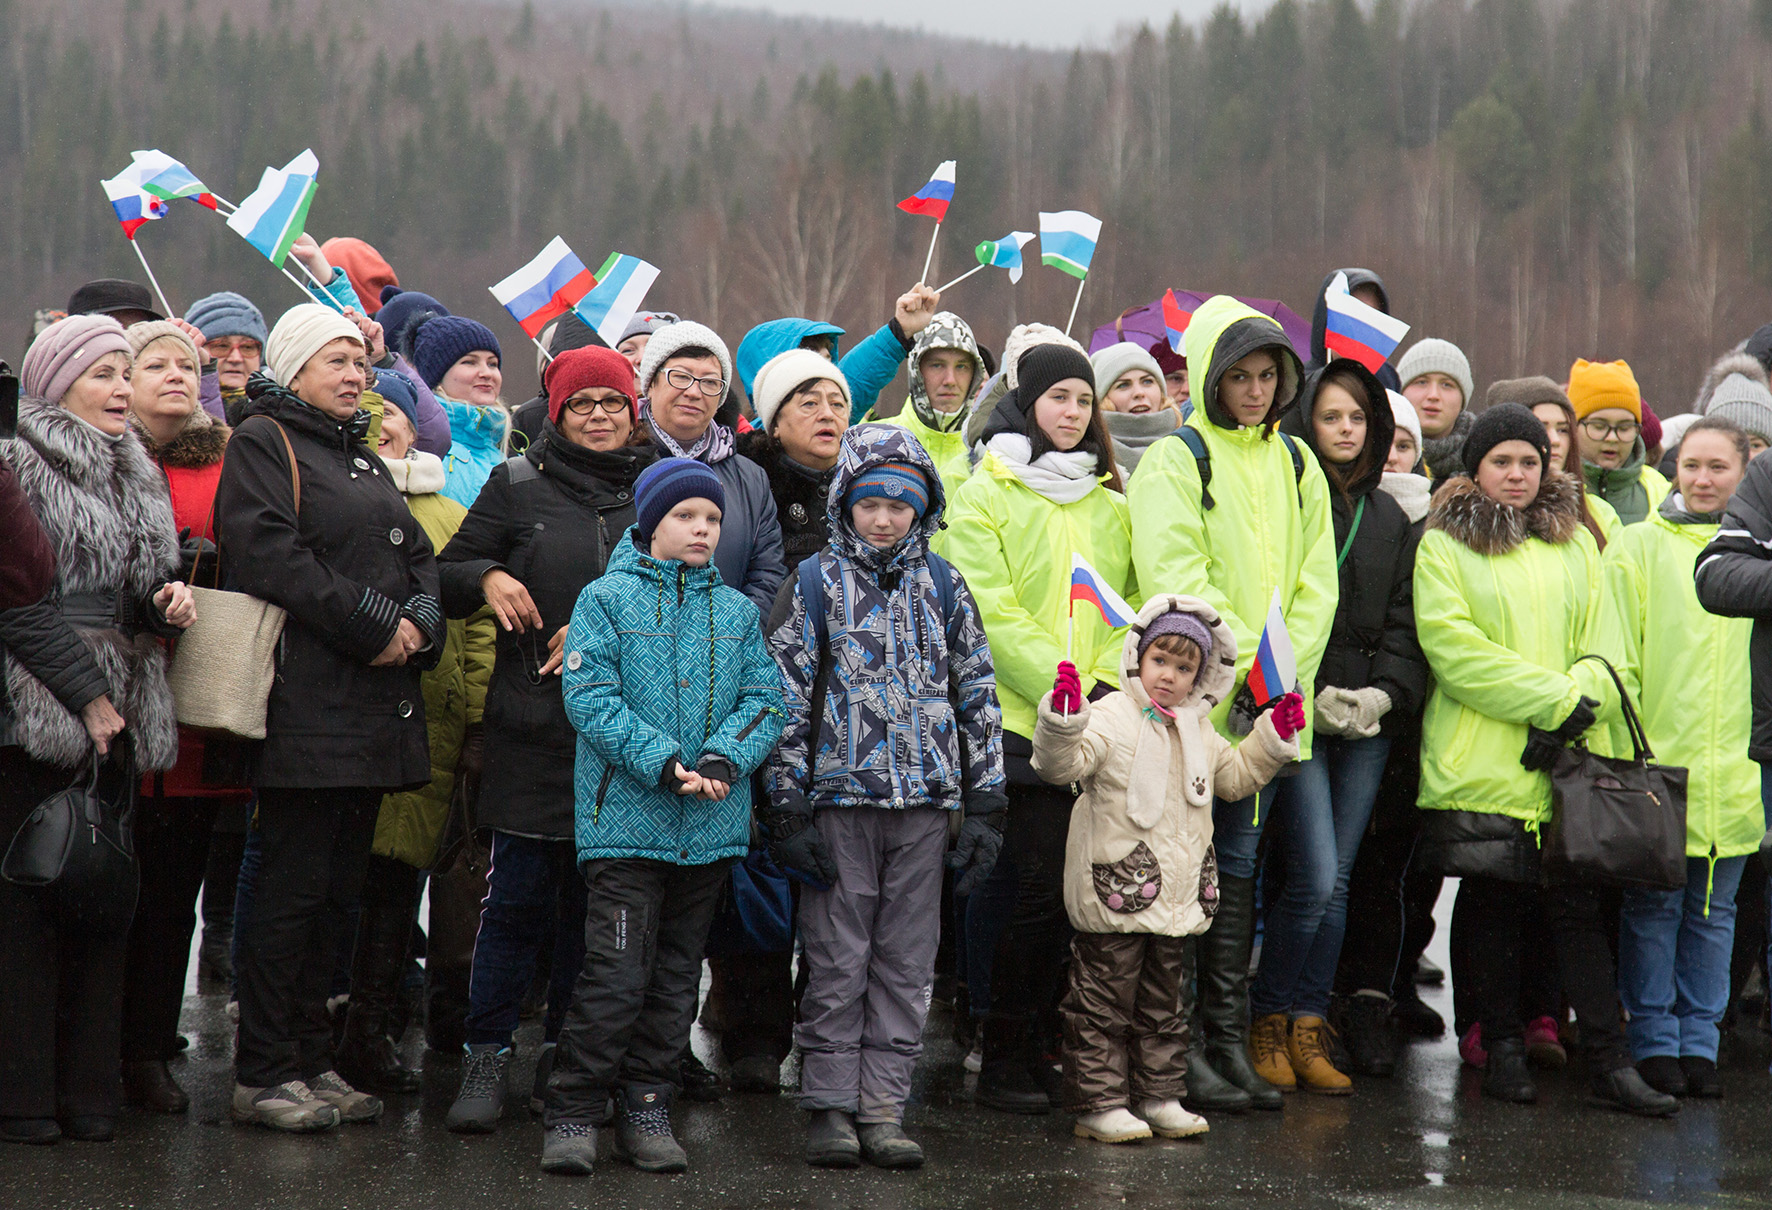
[[167, 421, 298, 740], [1545, 655, 1688, 891], [2, 750, 134, 905]]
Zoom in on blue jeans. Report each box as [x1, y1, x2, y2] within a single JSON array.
[[463, 831, 586, 1048], [1619, 855, 1747, 1062], [1211, 783, 1281, 882], [1249, 735, 1391, 1019]]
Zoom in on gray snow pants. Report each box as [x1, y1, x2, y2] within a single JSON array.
[[794, 806, 949, 1123]]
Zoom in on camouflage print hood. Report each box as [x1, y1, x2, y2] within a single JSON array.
[[905, 312, 984, 434]]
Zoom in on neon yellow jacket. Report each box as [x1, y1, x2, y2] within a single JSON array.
[[1413, 474, 1614, 827], [1126, 295, 1337, 761], [944, 450, 1136, 739], [1594, 507, 1761, 872]]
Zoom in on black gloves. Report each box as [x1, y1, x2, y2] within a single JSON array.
[[946, 789, 1008, 896], [766, 804, 836, 890], [1520, 697, 1599, 772]]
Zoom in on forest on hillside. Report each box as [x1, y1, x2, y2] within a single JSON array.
[[3, 0, 1771, 408]]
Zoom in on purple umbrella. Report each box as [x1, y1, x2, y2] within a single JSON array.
[[1088, 291, 1311, 362]]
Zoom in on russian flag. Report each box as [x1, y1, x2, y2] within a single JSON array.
[[574, 253, 661, 347], [1244, 588, 1297, 709], [1069, 553, 1137, 629], [897, 160, 956, 222], [974, 231, 1034, 284], [1161, 288, 1194, 353], [131, 150, 220, 210], [490, 237, 597, 338], [100, 173, 166, 239], [1323, 272, 1410, 373]]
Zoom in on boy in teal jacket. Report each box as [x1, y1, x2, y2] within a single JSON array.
[[542, 457, 784, 1178]]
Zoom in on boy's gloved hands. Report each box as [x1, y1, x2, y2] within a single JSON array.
[[1267, 692, 1305, 742], [947, 791, 1008, 896], [1052, 660, 1083, 714], [766, 804, 837, 890]]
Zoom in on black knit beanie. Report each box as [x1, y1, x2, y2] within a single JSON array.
[[1461, 402, 1551, 477], [1745, 323, 1772, 376], [1015, 343, 1096, 415]]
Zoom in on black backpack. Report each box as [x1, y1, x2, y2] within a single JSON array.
[[1171, 409, 1305, 510]]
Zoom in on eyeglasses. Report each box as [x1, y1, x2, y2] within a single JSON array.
[[663, 366, 727, 398], [209, 338, 262, 359], [565, 394, 633, 417], [1579, 418, 1639, 441]]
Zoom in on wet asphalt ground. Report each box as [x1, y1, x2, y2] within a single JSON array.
[[9, 924, 1772, 1209]]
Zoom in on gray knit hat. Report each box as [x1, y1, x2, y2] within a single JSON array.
[[1396, 338, 1474, 407], [184, 291, 268, 346], [1704, 373, 1772, 444]]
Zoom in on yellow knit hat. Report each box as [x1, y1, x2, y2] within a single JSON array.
[[1566, 358, 1641, 422]]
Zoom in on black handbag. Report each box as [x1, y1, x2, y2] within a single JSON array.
[[3, 749, 137, 917], [1545, 655, 1688, 891]]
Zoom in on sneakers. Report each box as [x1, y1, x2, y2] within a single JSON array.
[[447, 1044, 510, 1133], [1337, 993, 1399, 1078], [616, 1085, 687, 1173], [308, 1070, 383, 1122], [806, 1109, 861, 1168], [231, 1081, 340, 1132], [1073, 1106, 1153, 1143], [1135, 1098, 1209, 1138], [540, 1122, 598, 1175], [1247, 1013, 1296, 1091], [857, 1121, 924, 1169], [529, 1043, 556, 1115], [1458, 1023, 1487, 1070], [728, 1054, 781, 1094], [1524, 1016, 1567, 1069], [1287, 1017, 1352, 1095]]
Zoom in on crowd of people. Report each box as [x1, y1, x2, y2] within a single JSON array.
[[5, 241, 1772, 1178]]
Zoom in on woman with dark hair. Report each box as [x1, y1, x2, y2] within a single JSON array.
[[1486, 376, 1619, 546], [945, 338, 1135, 1114], [1253, 361, 1425, 1092]]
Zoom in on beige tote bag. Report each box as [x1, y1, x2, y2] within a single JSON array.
[[167, 422, 297, 740]]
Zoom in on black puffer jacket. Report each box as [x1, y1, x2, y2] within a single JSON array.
[[438, 424, 654, 837], [215, 375, 444, 791], [737, 430, 835, 567], [1279, 362, 1427, 729], [1697, 451, 1772, 761]]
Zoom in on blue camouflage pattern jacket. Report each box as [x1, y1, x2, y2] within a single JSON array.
[[765, 423, 1006, 814]]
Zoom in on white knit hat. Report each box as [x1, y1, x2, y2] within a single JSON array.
[[1394, 337, 1473, 407], [266, 303, 366, 388], [1387, 389, 1422, 451], [637, 320, 733, 398], [1091, 341, 1165, 401], [751, 348, 850, 434]]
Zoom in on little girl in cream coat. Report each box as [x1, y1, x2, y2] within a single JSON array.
[[1033, 594, 1301, 1144]]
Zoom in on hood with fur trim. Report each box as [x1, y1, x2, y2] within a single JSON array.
[[130, 405, 230, 470], [1426, 470, 1584, 557], [904, 312, 983, 433]]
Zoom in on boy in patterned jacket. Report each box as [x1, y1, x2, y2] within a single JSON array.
[[765, 424, 1006, 1171]]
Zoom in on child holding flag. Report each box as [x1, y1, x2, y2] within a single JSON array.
[[1034, 594, 1302, 1143]]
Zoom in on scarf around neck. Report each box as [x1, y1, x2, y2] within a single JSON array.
[[986, 432, 1100, 505], [1379, 470, 1432, 522], [1102, 408, 1182, 475], [642, 401, 735, 464], [1421, 408, 1474, 480]]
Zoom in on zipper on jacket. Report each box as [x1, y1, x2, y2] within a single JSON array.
[[734, 707, 774, 743], [591, 765, 615, 825], [678, 566, 686, 605]]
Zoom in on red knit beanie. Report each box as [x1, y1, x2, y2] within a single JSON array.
[[546, 345, 637, 424]]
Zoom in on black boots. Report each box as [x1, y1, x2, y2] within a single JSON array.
[[1593, 1066, 1680, 1118], [1196, 873, 1283, 1111], [336, 856, 423, 1095], [123, 1059, 190, 1114], [975, 1015, 1051, 1114], [1481, 1036, 1536, 1103], [1336, 992, 1399, 1078]]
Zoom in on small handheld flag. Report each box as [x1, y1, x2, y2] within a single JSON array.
[[976, 231, 1035, 284], [227, 150, 320, 266], [490, 237, 596, 339], [1069, 554, 1138, 629], [1245, 588, 1297, 709], [1323, 271, 1410, 372], [100, 174, 168, 239], [1038, 210, 1103, 280], [897, 160, 956, 222], [131, 150, 221, 210], [1161, 289, 1194, 353], [573, 254, 662, 347]]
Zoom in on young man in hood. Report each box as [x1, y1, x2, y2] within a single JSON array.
[[873, 311, 986, 507]]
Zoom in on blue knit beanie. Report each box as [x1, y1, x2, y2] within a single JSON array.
[[409, 314, 502, 391], [184, 291, 268, 345], [378, 289, 449, 356], [844, 463, 929, 518], [635, 457, 726, 542], [373, 368, 420, 424]]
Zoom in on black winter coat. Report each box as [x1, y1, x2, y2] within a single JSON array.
[[737, 431, 835, 567], [215, 377, 444, 791], [1696, 452, 1772, 761], [438, 425, 654, 837], [1416, 808, 1542, 883], [1280, 364, 1428, 728]]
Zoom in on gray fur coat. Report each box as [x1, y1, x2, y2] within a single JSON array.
[[1, 397, 181, 769]]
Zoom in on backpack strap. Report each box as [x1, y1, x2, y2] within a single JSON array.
[[1173, 425, 1214, 510], [1278, 431, 1306, 509], [797, 554, 832, 796], [503, 453, 540, 485]]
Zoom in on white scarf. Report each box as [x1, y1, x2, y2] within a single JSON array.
[[1380, 471, 1432, 523], [380, 449, 447, 497], [986, 433, 1100, 505]]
